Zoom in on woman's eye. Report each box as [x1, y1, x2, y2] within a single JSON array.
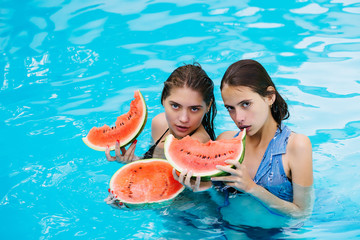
[[191, 107, 200, 112], [241, 102, 250, 108], [171, 104, 179, 109], [225, 106, 234, 112]]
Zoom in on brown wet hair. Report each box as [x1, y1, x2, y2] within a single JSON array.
[[161, 63, 217, 140], [220, 59, 289, 126]]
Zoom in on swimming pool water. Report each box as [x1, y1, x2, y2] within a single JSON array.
[[1, 0, 360, 239]]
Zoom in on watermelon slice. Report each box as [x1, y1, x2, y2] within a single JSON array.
[[108, 158, 185, 209], [82, 90, 147, 151], [164, 130, 246, 178]]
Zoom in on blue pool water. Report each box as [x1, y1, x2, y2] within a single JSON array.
[[1, 0, 360, 239]]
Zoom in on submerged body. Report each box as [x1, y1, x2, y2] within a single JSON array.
[[210, 184, 314, 229]]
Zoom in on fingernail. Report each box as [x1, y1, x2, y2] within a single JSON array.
[[134, 140, 137, 144], [116, 140, 120, 144]]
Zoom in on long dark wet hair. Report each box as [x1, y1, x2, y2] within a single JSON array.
[[161, 63, 217, 140], [220, 59, 289, 127]]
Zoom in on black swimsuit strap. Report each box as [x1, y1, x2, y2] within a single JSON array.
[[154, 128, 169, 145], [143, 128, 169, 159], [143, 127, 199, 159]]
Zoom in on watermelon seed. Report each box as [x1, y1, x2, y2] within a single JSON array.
[[159, 181, 168, 197]]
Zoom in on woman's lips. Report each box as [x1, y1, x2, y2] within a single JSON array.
[[175, 125, 190, 133], [239, 125, 250, 132]]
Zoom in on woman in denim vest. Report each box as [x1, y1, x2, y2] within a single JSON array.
[[176, 59, 314, 226]]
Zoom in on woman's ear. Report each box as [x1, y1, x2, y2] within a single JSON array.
[[266, 86, 276, 106], [207, 99, 213, 113]]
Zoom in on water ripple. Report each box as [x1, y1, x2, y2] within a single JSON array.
[[2, 0, 360, 238], [128, 11, 234, 31], [290, 3, 329, 14]]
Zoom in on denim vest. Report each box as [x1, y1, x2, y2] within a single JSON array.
[[240, 125, 293, 202], [212, 125, 293, 209]]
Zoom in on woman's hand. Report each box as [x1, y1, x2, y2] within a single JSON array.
[[172, 168, 212, 192], [105, 139, 139, 163], [211, 159, 256, 193]]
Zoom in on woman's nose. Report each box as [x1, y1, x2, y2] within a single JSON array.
[[235, 110, 245, 124], [179, 110, 190, 123]]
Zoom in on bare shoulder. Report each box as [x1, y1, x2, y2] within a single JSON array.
[[287, 132, 312, 155], [216, 131, 239, 140], [151, 113, 168, 141], [287, 132, 313, 186], [151, 112, 166, 128]]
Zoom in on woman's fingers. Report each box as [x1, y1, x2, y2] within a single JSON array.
[[225, 159, 241, 168], [184, 170, 193, 187], [105, 140, 139, 163], [216, 164, 239, 175], [172, 168, 179, 181], [212, 175, 237, 182], [174, 169, 203, 192], [193, 176, 201, 192], [177, 169, 188, 185], [115, 140, 121, 160], [120, 147, 126, 156], [124, 140, 137, 158], [105, 146, 116, 161]]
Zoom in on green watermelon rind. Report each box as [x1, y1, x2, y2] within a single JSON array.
[[109, 158, 185, 209], [82, 90, 148, 151], [164, 130, 246, 180]]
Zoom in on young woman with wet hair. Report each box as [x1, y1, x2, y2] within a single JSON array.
[[105, 63, 217, 162], [178, 59, 313, 225]]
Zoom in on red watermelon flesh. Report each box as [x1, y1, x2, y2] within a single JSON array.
[[83, 90, 147, 151], [164, 130, 246, 177], [109, 159, 184, 208]]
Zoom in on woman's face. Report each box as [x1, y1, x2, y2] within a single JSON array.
[[221, 84, 274, 136], [163, 87, 208, 138]]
